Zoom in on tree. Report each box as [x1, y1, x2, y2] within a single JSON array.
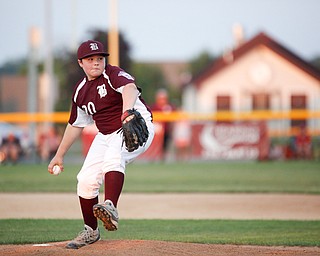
[[0, 59, 28, 76], [54, 50, 80, 111], [188, 51, 217, 78], [310, 56, 320, 71], [130, 62, 166, 104]]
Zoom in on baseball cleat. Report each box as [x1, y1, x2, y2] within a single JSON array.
[[93, 199, 119, 231], [66, 224, 100, 249]]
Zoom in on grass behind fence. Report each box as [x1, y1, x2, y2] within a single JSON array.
[[0, 161, 319, 193]]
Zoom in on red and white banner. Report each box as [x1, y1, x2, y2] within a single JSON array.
[[191, 122, 269, 160]]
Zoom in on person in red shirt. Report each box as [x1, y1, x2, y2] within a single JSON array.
[[295, 125, 312, 159], [151, 89, 176, 160], [48, 40, 154, 249]]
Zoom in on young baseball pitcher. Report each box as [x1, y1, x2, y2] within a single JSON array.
[[48, 40, 154, 249]]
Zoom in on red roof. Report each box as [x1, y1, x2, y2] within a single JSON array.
[[192, 32, 320, 86]]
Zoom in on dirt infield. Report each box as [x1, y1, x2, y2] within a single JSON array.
[[1, 193, 320, 255], [1, 240, 320, 256], [1, 193, 320, 220]]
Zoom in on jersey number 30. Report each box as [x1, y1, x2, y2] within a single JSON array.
[[82, 102, 97, 115]]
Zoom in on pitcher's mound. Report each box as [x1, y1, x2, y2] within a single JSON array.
[[1, 240, 320, 256]]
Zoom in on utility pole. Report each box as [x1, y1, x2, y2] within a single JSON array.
[[37, 0, 56, 162], [27, 27, 40, 161], [108, 0, 119, 66], [71, 0, 78, 51], [44, 0, 55, 119]]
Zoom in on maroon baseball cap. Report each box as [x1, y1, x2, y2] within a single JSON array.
[[77, 40, 109, 59]]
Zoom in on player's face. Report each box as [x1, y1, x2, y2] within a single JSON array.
[[78, 55, 106, 80]]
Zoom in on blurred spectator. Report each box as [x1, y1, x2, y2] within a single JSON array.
[[295, 125, 312, 159], [173, 116, 191, 161], [151, 89, 176, 160], [0, 133, 23, 164], [284, 136, 297, 159], [269, 143, 284, 160], [38, 126, 61, 162]]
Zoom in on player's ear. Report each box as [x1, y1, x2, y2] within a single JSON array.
[[78, 59, 83, 67]]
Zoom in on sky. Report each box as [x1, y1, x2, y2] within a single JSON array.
[[0, 0, 320, 66]]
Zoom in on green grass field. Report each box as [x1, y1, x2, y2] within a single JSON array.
[[0, 161, 319, 193], [0, 160, 319, 246], [1, 219, 319, 246]]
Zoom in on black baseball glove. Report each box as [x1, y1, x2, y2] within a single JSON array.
[[121, 109, 149, 152]]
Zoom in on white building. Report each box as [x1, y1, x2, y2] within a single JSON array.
[[182, 32, 320, 136]]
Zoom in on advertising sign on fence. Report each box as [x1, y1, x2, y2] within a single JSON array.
[[191, 121, 269, 160]]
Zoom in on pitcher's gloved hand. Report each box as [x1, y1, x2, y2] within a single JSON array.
[[121, 109, 149, 152]]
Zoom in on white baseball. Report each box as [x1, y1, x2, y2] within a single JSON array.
[[52, 165, 61, 175]]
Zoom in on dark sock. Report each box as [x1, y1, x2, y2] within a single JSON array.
[[79, 196, 98, 230], [104, 171, 124, 207]]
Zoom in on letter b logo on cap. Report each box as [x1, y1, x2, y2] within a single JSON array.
[[90, 43, 99, 51]]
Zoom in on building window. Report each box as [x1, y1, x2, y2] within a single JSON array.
[[291, 95, 307, 127], [252, 93, 270, 110], [216, 95, 231, 123], [217, 95, 231, 111]]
